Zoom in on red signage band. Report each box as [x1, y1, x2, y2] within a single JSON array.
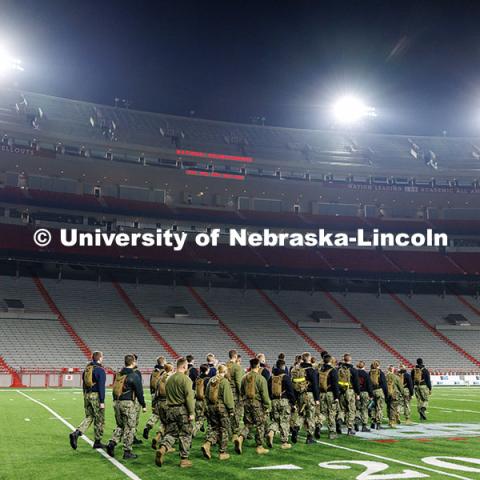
[[176, 149, 253, 163], [185, 169, 245, 180]]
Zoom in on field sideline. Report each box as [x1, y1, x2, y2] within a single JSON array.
[[1, 387, 479, 480]]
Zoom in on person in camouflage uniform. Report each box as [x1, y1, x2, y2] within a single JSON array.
[[397, 364, 414, 424], [69, 351, 106, 450], [355, 361, 373, 432], [143, 356, 166, 440], [225, 349, 244, 440], [202, 364, 235, 461], [106, 354, 147, 460], [369, 360, 388, 430], [155, 357, 196, 469], [150, 363, 174, 450], [337, 354, 360, 436], [290, 352, 319, 444], [266, 359, 295, 449], [235, 357, 272, 455], [193, 364, 210, 435], [131, 354, 143, 446], [411, 358, 432, 421], [386, 365, 404, 428], [318, 354, 340, 439]]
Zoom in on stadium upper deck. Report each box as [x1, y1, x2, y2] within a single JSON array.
[[1, 87, 480, 181]]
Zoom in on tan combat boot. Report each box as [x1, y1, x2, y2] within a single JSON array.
[[219, 452, 230, 461], [266, 430, 274, 448], [180, 458, 192, 468], [256, 446, 269, 455], [234, 435, 244, 454], [201, 441, 212, 460], [155, 446, 167, 467], [405, 419, 413, 425], [281, 443, 292, 449]]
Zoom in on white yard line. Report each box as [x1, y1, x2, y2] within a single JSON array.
[[16, 390, 142, 480], [429, 406, 480, 414], [301, 436, 475, 480]]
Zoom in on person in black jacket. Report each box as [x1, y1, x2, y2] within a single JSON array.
[[187, 355, 199, 386], [318, 354, 340, 440], [132, 354, 144, 445], [369, 360, 388, 430], [398, 364, 414, 424], [337, 354, 360, 436], [266, 359, 296, 449], [355, 361, 373, 432], [290, 352, 320, 444], [107, 354, 147, 460], [411, 358, 432, 421], [69, 351, 107, 450]]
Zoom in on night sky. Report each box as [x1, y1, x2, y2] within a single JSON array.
[[2, 0, 480, 136]]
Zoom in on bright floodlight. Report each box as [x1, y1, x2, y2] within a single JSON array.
[[332, 95, 376, 125], [0, 46, 24, 76]]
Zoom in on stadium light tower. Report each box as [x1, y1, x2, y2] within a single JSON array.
[[0, 46, 24, 77], [331, 95, 376, 125]]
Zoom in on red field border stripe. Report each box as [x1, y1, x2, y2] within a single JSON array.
[[32, 275, 92, 360], [187, 285, 256, 357], [389, 292, 480, 367], [177, 149, 253, 163], [185, 169, 245, 180], [111, 281, 180, 360], [0, 355, 24, 387], [256, 288, 326, 354], [16, 390, 143, 480], [323, 291, 414, 368]]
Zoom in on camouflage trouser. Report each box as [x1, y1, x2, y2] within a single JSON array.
[[355, 391, 370, 427], [205, 403, 231, 453], [399, 388, 411, 420], [145, 398, 160, 430], [77, 392, 105, 441], [315, 399, 326, 428], [240, 399, 268, 447], [158, 405, 194, 459], [415, 385, 430, 413], [230, 392, 243, 437], [152, 400, 168, 445], [387, 395, 400, 423], [320, 392, 337, 433], [338, 389, 356, 429], [295, 391, 316, 436], [371, 389, 385, 424], [111, 400, 137, 452], [268, 398, 291, 443], [134, 399, 142, 429], [194, 399, 206, 434]]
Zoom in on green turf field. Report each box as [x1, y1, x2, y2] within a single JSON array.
[[1, 387, 479, 480]]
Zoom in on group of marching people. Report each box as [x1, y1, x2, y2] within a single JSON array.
[[142, 350, 432, 467], [69, 349, 432, 468]]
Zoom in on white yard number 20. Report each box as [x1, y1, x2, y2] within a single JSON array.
[[318, 461, 429, 480], [319, 457, 480, 479]]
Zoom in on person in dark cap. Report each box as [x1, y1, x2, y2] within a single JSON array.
[[411, 358, 432, 421]]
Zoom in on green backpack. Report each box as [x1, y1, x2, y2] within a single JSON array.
[[112, 372, 128, 400], [83, 363, 95, 389], [291, 366, 309, 393]]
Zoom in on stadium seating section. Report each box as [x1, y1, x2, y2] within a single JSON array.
[[0, 274, 479, 373]]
